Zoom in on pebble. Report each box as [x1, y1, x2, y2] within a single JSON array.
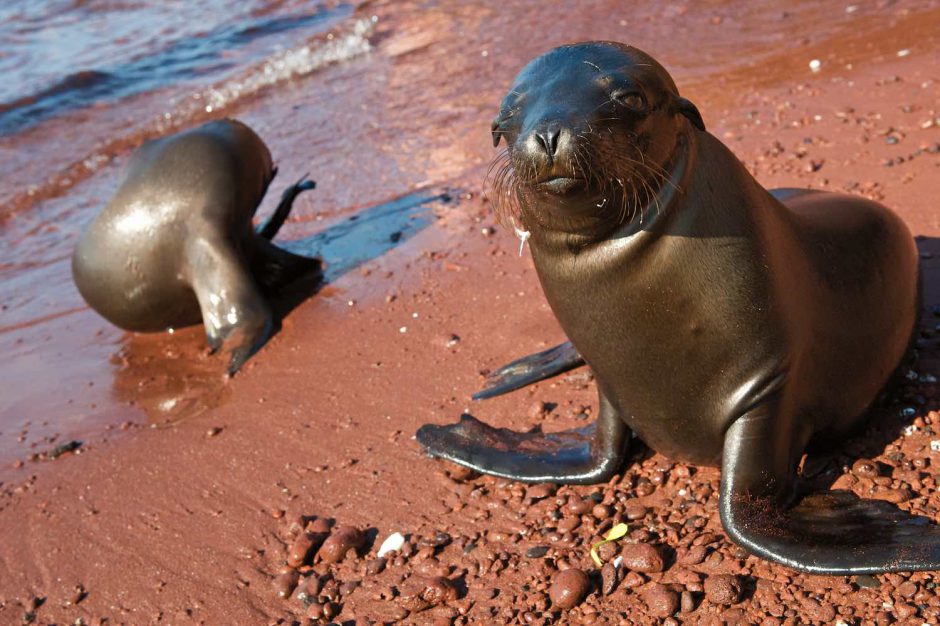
[[897, 580, 918, 598], [565, 496, 591, 514], [288, 533, 319, 568], [851, 458, 880, 478], [643, 583, 680, 618], [526, 484, 556, 501], [303, 575, 322, 598], [619, 542, 665, 573], [601, 561, 620, 595], [622, 570, 646, 589], [273, 570, 299, 599], [525, 545, 550, 558], [400, 575, 458, 612], [444, 462, 479, 482], [680, 590, 696, 613], [557, 516, 581, 533], [319, 526, 365, 564], [704, 574, 742, 605], [623, 501, 648, 520], [549, 568, 592, 609], [856, 574, 880, 589], [307, 517, 332, 534], [677, 545, 708, 566], [528, 401, 552, 419]]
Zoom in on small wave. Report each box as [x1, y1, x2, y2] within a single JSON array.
[[0, 5, 350, 137], [0, 16, 377, 222], [200, 16, 375, 113]]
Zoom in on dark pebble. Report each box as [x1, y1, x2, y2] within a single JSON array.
[[525, 545, 550, 558]]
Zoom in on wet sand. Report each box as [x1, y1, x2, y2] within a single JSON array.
[[2, 1, 940, 624]]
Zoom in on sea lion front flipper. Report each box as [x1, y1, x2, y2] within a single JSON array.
[[416, 390, 629, 484], [720, 413, 940, 574], [473, 341, 585, 400], [187, 237, 273, 376], [257, 174, 316, 240]]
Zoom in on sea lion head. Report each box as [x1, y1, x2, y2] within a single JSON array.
[[489, 42, 704, 234]]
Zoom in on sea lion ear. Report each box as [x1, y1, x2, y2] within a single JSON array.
[[675, 97, 705, 131], [491, 118, 502, 147]]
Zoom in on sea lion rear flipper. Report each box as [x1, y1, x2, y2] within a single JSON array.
[[253, 237, 323, 294], [720, 413, 940, 574], [188, 237, 273, 376], [416, 391, 629, 484], [257, 174, 316, 240], [473, 341, 585, 400]]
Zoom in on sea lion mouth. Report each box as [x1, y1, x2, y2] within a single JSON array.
[[535, 176, 586, 195]]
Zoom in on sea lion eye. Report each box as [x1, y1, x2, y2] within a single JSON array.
[[613, 91, 646, 112]]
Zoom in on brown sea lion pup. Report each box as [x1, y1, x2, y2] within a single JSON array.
[[72, 118, 320, 375], [416, 42, 932, 574]]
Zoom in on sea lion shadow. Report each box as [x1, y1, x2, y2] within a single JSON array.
[[267, 189, 454, 326], [112, 190, 454, 424], [800, 234, 939, 493]]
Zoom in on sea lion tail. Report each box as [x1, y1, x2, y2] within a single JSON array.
[[473, 341, 585, 400]]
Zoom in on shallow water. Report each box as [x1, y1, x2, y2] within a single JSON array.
[[1, 0, 938, 463]]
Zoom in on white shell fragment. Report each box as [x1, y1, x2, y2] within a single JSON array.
[[377, 532, 406, 557]]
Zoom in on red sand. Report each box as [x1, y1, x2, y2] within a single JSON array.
[[1, 2, 940, 624]]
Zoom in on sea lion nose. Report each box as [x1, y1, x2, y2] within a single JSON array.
[[536, 128, 560, 157], [521, 125, 569, 163]]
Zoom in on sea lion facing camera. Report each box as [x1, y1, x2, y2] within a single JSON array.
[[416, 42, 934, 574], [72, 119, 320, 374]]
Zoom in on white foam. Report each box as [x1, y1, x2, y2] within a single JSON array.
[[201, 17, 375, 112]]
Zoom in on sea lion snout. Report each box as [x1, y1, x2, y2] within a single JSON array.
[[516, 124, 585, 194]]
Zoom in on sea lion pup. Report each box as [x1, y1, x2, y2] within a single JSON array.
[[416, 42, 934, 574], [72, 119, 320, 375]]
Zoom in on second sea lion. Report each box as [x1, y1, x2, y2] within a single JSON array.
[[72, 118, 320, 374]]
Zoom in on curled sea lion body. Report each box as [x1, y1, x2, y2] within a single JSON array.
[[416, 43, 933, 574], [72, 119, 320, 374]]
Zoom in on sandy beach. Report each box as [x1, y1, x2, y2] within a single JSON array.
[[1, 1, 940, 623]]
